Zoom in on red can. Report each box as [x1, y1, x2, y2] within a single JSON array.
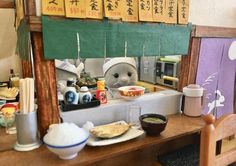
[[96, 90, 107, 104]]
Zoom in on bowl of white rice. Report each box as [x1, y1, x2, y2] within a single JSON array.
[[43, 123, 89, 160]]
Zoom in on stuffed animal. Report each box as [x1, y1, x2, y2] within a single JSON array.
[[103, 57, 138, 98]]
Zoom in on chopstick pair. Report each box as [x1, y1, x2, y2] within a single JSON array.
[[19, 78, 35, 114]]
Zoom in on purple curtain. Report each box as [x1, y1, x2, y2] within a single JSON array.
[[196, 38, 236, 118]]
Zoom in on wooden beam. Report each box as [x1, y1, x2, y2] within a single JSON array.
[[0, 0, 14, 8], [195, 26, 236, 38], [31, 32, 60, 137], [29, 16, 42, 32]]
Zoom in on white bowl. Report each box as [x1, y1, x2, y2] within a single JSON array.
[[44, 138, 88, 160]]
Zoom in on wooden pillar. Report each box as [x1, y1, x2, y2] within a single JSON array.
[[178, 37, 201, 91], [21, 59, 33, 78], [200, 114, 216, 166], [31, 32, 60, 137]]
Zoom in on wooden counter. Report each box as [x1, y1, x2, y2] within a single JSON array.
[[0, 114, 204, 166]]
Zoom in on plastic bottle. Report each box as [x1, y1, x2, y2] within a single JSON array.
[[96, 80, 107, 104], [63, 78, 79, 105]]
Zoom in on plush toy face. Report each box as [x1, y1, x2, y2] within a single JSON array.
[[104, 63, 138, 88]]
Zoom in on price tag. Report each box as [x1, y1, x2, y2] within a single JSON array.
[[104, 0, 122, 19], [122, 0, 139, 22], [153, 0, 166, 22], [42, 0, 65, 16], [65, 0, 86, 18], [165, 0, 177, 24], [139, 0, 153, 22], [86, 0, 103, 19], [178, 0, 189, 24]]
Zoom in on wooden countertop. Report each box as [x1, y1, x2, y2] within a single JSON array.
[[0, 114, 204, 166]]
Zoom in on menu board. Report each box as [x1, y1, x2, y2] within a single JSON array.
[[153, 0, 166, 22], [65, 0, 86, 18], [104, 0, 122, 19], [178, 0, 189, 24], [165, 0, 177, 24], [122, 0, 139, 22], [86, 0, 103, 19], [139, 0, 153, 21], [41, 0, 188, 25], [42, 0, 65, 16]]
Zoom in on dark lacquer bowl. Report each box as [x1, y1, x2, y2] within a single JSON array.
[[139, 114, 168, 136]]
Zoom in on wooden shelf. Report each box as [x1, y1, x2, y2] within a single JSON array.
[[193, 25, 236, 38], [0, 0, 14, 8]]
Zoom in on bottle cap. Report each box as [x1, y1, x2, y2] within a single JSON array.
[[80, 86, 89, 92], [97, 80, 105, 90]]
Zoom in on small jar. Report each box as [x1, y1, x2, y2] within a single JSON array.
[[79, 86, 92, 104]]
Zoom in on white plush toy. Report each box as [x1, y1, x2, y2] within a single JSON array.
[[103, 57, 138, 98]]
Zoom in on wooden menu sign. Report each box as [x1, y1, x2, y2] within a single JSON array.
[[165, 0, 177, 24], [178, 0, 189, 24], [86, 0, 103, 19], [139, 0, 153, 21], [104, 0, 122, 19], [42, 0, 65, 16], [65, 0, 86, 18], [122, 0, 139, 22], [153, 0, 166, 22]]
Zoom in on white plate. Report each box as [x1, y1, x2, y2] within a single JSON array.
[[87, 121, 144, 146]]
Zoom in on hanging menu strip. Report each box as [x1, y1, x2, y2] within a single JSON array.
[[86, 0, 103, 19], [165, 0, 177, 24], [139, 0, 153, 21], [104, 0, 122, 19], [178, 0, 189, 24], [122, 0, 139, 22], [65, 0, 86, 18], [42, 0, 65, 16], [153, 0, 166, 22]]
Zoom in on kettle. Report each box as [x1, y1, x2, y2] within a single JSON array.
[[182, 84, 205, 117]]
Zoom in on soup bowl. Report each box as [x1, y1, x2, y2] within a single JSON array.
[[139, 114, 168, 136]]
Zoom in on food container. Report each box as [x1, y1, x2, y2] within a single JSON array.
[[118, 86, 145, 100]]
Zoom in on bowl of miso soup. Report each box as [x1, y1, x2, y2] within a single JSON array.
[[139, 114, 168, 136]]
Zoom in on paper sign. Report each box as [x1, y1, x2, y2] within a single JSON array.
[[42, 0, 65, 16], [178, 0, 189, 24], [64, 0, 86, 18], [165, 0, 177, 24], [153, 0, 166, 22], [104, 0, 122, 19], [139, 0, 153, 21], [86, 0, 103, 19], [122, 0, 139, 22]]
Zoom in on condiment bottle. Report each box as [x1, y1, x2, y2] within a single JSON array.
[[79, 86, 92, 104], [96, 80, 107, 104], [63, 78, 79, 104]]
